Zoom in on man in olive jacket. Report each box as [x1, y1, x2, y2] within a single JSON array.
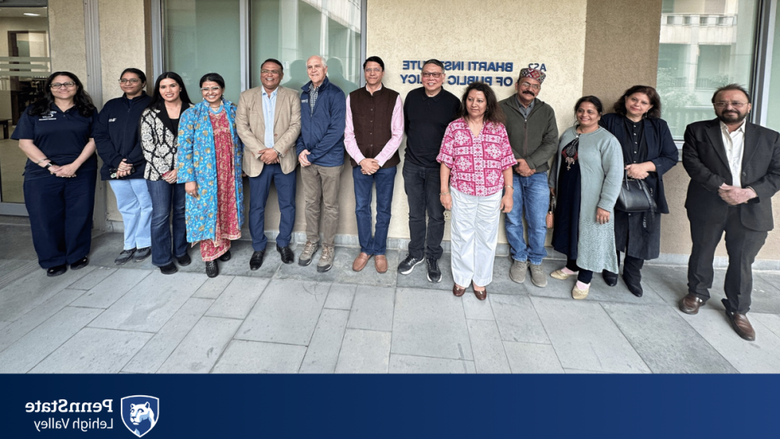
[[499, 68, 558, 287]]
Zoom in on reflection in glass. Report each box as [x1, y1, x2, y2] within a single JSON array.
[[657, 0, 758, 138]]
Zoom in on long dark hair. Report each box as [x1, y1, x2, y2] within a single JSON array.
[[612, 85, 662, 119], [147, 71, 192, 111], [458, 81, 504, 125], [28, 71, 95, 118]]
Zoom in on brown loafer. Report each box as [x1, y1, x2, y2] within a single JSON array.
[[679, 293, 704, 315], [375, 255, 388, 273], [352, 252, 372, 272], [474, 287, 487, 301], [452, 284, 466, 297], [725, 309, 756, 341]]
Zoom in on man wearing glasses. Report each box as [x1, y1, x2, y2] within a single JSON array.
[[236, 58, 301, 270], [499, 67, 558, 287], [397, 59, 460, 282], [344, 56, 403, 273], [680, 83, 780, 342]]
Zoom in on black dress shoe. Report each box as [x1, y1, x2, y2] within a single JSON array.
[[277, 245, 294, 264], [71, 257, 89, 270], [176, 253, 192, 266], [47, 264, 67, 277], [160, 262, 178, 275], [218, 250, 231, 262], [249, 250, 265, 271], [205, 260, 219, 278], [602, 270, 618, 287], [622, 272, 643, 297]]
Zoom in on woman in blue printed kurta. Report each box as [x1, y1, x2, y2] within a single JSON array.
[[177, 73, 244, 278]]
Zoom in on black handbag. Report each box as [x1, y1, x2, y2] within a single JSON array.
[[615, 172, 657, 213]]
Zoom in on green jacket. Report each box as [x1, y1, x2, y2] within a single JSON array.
[[499, 96, 558, 174]]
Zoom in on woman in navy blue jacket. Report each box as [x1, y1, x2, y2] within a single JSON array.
[[94, 68, 153, 265], [600, 85, 678, 297], [12, 72, 98, 276]]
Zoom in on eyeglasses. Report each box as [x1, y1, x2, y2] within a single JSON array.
[[714, 101, 747, 108], [201, 87, 221, 92], [50, 82, 76, 89], [119, 78, 141, 84], [261, 69, 281, 75], [520, 81, 541, 90], [421, 72, 443, 78], [364, 68, 382, 73]]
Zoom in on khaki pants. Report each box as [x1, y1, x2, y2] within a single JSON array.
[[300, 164, 342, 247]]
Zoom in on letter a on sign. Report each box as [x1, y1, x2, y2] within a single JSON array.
[[121, 395, 160, 437]]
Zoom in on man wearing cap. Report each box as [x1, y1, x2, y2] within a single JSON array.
[[344, 56, 403, 273], [499, 67, 558, 287]]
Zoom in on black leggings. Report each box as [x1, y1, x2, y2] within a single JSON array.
[[566, 259, 593, 284]]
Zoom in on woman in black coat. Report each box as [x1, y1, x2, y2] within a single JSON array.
[[600, 85, 678, 297]]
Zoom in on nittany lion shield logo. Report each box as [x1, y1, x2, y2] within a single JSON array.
[[121, 395, 159, 437]]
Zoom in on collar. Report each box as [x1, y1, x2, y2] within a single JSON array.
[[515, 95, 535, 109], [421, 87, 443, 101], [365, 84, 384, 95], [124, 92, 148, 102], [719, 119, 747, 135], [262, 87, 279, 98]]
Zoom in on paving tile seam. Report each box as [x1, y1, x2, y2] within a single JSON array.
[[468, 319, 511, 374], [597, 302, 655, 373], [206, 317, 247, 374], [23, 309, 107, 374], [671, 308, 739, 371]]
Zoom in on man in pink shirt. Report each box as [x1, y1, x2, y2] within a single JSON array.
[[344, 56, 404, 273]]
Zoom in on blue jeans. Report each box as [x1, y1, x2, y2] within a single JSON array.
[[353, 166, 396, 255], [109, 179, 152, 250], [146, 179, 188, 267], [248, 164, 296, 251], [504, 172, 548, 264]]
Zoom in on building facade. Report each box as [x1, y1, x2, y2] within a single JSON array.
[[1, 0, 779, 266]]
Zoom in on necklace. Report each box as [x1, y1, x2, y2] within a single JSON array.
[[209, 103, 223, 113]]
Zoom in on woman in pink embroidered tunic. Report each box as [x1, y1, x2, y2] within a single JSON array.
[[437, 82, 515, 300]]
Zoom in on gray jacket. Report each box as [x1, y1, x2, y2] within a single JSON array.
[[499, 96, 558, 174]]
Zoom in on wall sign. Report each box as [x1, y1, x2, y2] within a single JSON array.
[[399, 61, 546, 88]]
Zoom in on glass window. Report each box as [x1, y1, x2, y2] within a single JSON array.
[[163, 0, 362, 103], [766, 9, 780, 132], [657, 0, 758, 138], [250, 0, 361, 94], [0, 5, 50, 209], [164, 0, 242, 103]]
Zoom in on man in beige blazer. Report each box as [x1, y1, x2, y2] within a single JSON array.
[[237, 58, 301, 270]]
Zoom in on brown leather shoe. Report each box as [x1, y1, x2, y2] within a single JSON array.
[[452, 284, 466, 297], [679, 293, 704, 315], [474, 287, 487, 301], [352, 252, 372, 272], [726, 309, 756, 341], [375, 255, 388, 273]]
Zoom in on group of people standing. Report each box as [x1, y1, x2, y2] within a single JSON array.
[[13, 56, 780, 342]]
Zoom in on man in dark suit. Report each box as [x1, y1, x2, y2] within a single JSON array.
[[680, 83, 780, 341]]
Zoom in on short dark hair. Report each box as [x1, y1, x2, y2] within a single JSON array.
[[363, 56, 385, 71], [199, 72, 225, 89], [613, 85, 662, 118], [574, 95, 603, 114], [120, 67, 146, 84], [29, 71, 95, 118], [712, 83, 751, 104], [459, 81, 504, 125], [422, 59, 445, 71], [261, 58, 284, 73], [147, 71, 193, 111]]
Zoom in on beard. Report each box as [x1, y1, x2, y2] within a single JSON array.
[[717, 110, 747, 124]]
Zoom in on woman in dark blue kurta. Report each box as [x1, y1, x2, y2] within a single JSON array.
[[12, 72, 98, 276], [599, 85, 678, 297]]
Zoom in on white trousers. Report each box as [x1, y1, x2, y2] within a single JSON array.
[[450, 188, 502, 287]]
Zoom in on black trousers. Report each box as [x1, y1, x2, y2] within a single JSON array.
[[687, 206, 767, 314], [403, 162, 445, 260], [24, 169, 97, 268]]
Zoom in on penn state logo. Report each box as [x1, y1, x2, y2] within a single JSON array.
[[121, 395, 159, 437]]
